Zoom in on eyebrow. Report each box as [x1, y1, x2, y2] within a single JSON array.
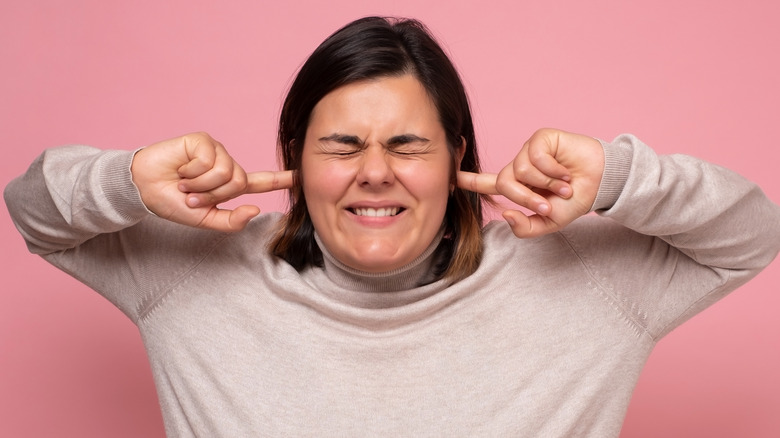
[[319, 134, 364, 145], [318, 133, 430, 145], [387, 134, 430, 145]]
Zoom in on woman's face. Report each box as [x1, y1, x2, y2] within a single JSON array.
[[301, 74, 460, 273]]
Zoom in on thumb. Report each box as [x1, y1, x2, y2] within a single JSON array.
[[196, 204, 262, 232]]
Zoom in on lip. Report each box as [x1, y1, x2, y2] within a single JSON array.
[[344, 201, 408, 226], [345, 200, 408, 210]]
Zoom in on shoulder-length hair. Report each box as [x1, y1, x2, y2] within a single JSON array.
[[270, 16, 489, 283]]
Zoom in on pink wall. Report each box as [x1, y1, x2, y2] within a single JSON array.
[[1, 1, 778, 436]]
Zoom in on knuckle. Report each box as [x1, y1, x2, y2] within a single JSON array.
[[471, 178, 482, 193], [185, 132, 212, 150], [190, 131, 212, 142], [232, 173, 248, 191], [494, 176, 513, 195], [533, 127, 556, 138], [463, 174, 477, 192], [528, 148, 548, 162], [211, 165, 232, 182], [271, 173, 282, 190], [514, 162, 533, 177], [192, 154, 212, 168]]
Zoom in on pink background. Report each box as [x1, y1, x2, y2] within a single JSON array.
[[2, 1, 778, 436]]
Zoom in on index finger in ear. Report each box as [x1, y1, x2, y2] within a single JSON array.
[[457, 171, 499, 195], [246, 170, 295, 193]]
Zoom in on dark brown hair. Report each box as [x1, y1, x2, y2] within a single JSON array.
[[270, 16, 489, 283]]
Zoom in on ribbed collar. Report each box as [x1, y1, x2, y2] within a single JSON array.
[[314, 230, 444, 292], [281, 228, 480, 330], [304, 230, 447, 310]]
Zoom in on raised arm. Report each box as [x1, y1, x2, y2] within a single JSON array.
[[5, 132, 293, 255], [5, 132, 293, 320], [460, 128, 780, 338], [459, 128, 780, 269]]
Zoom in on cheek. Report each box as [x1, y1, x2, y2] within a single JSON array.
[[302, 161, 353, 203], [395, 161, 452, 200]]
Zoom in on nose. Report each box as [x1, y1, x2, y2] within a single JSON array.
[[356, 145, 394, 188]]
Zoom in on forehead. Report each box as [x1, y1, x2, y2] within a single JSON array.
[[307, 74, 442, 134]]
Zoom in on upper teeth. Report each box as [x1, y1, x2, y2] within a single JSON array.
[[353, 207, 400, 217]]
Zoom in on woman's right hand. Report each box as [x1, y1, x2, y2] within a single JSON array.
[[131, 132, 293, 232]]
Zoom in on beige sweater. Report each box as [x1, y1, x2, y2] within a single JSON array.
[[5, 135, 780, 437]]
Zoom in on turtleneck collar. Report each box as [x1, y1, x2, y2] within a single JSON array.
[[290, 229, 471, 328], [313, 230, 445, 294]]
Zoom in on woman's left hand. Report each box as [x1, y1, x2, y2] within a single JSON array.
[[458, 128, 605, 238]]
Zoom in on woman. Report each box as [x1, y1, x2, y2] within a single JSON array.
[[5, 16, 780, 437]]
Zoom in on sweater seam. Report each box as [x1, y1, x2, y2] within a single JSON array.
[[651, 237, 733, 341], [654, 269, 731, 340], [136, 232, 232, 324], [556, 230, 654, 342]]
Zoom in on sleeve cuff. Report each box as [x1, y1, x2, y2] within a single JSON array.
[[99, 149, 153, 222], [590, 135, 633, 212]]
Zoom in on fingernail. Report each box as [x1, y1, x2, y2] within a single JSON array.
[[558, 186, 572, 197], [538, 203, 550, 215], [187, 196, 200, 207]]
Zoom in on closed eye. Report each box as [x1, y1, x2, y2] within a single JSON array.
[[316, 133, 432, 155], [318, 133, 364, 155], [387, 134, 432, 155]]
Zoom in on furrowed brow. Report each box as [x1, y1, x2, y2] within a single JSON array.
[[387, 134, 430, 145], [319, 133, 364, 145]]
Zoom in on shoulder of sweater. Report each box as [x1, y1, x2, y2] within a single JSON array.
[[215, 211, 286, 252], [123, 211, 286, 258], [482, 215, 625, 245], [480, 216, 647, 270]]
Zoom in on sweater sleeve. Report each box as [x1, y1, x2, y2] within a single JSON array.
[[4, 145, 150, 254], [561, 134, 780, 340], [4, 145, 230, 323]]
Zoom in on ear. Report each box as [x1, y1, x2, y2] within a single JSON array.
[[455, 136, 467, 170], [288, 138, 303, 200], [450, 136, 467, 192]]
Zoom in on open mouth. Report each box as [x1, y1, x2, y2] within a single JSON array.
[[349, 207, 404, 217]]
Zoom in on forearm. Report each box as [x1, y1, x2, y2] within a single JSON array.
[[596, 134, 780, 272], [558, 134, 780, 338], [4, 145, 149, 255]]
